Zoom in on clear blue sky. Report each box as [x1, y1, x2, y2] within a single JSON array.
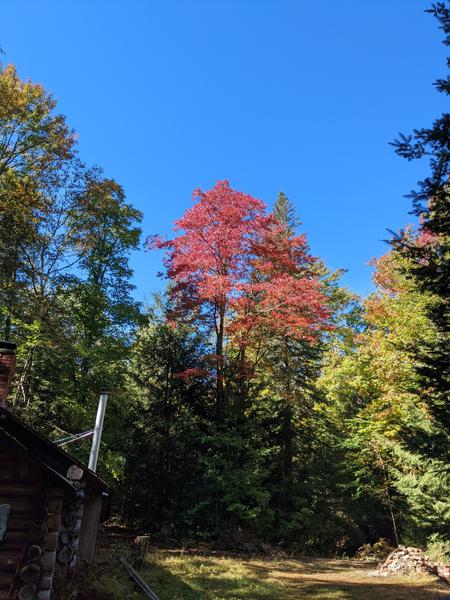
[[1, 1, 447, 299]]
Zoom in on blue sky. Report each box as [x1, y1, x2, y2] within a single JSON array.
[[1, 1, 447, 300]]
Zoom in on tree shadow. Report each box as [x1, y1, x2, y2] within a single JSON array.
[[139, 557, 279, 599], [245, 557, 376, 575], [275, 577, 450, 600], [138, 556, 450, 600]]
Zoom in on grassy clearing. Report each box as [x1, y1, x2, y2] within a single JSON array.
[[93, 548, 450, 600]]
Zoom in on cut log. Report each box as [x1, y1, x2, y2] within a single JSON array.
[[19, 562, 41, 584], [67, 465, 84, 481], [66, 499, 83, 513], [57, 544, 74, 565], [27, 545, 42, 561], [62, 513, 76, 529], [71, 480, 86, 491], [18, 584, 37, 600], [59, 530, 74, 545]]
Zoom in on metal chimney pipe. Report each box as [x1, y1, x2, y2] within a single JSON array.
[[88, 390, 109, 472], [0, 342, 16, 406]]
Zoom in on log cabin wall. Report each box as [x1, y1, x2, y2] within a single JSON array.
[[0, 436, 64, 600], [0, 405, 108, 595], [56, 467, 86, 569]]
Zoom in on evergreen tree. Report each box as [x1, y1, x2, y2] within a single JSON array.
[[273, 191, 300, 235], [120, 310, 210, 532], [390, 2, 450, 462]]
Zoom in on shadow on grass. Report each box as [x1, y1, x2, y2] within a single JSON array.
[[274, 578, 450, 600], [137, 555, 450, 600], [245, 557, 376, 576], [139, 556, 279, 599]]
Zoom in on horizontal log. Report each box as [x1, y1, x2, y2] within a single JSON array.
[[0, 551, 22, 573], [0, 465, 33, 480], [0, 498, 34, 512], [0, 507, 34, 519], [0, 524, 47, 545], [0, 574, 14, 587], [47, 497, 63, 513], [2, 530, 29, 544], [4, 511, 32, 529], [0, 541, 25, 551], [47, 488, 64, 501], [0, 483, 42, 496], [0, 458, 25, 466]]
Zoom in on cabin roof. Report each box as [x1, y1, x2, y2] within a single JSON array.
[[0, 406, 108, 495]]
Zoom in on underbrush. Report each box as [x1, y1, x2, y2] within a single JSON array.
[[426, 534, 450, 564], [52, 561, 139, 600]]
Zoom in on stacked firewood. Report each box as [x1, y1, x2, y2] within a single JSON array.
[[379, 546, 435, 574], [378, 546, 450, 582]]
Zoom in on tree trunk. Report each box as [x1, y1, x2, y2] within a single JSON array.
[[215, 305, 225, 413]]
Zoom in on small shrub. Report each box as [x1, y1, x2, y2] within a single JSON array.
[[356, 538, 394, 561]]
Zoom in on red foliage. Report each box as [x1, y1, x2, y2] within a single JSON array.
[[147, 180, 330, 374], [149, 180, 269, 306], [174, 368, 210, 381]]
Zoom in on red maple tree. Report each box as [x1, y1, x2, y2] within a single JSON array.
[[148, 180, 330, 405]]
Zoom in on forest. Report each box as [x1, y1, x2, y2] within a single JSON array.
[[0, 1, 448, 571]]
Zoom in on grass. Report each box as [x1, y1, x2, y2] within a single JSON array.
[[93, 546, 450, 600]]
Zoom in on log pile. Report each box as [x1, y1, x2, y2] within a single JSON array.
[[379, 546, 435, 574], [377, 546, 450, 582]]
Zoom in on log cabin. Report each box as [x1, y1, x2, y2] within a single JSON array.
[[0, 342, 108, 600]]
